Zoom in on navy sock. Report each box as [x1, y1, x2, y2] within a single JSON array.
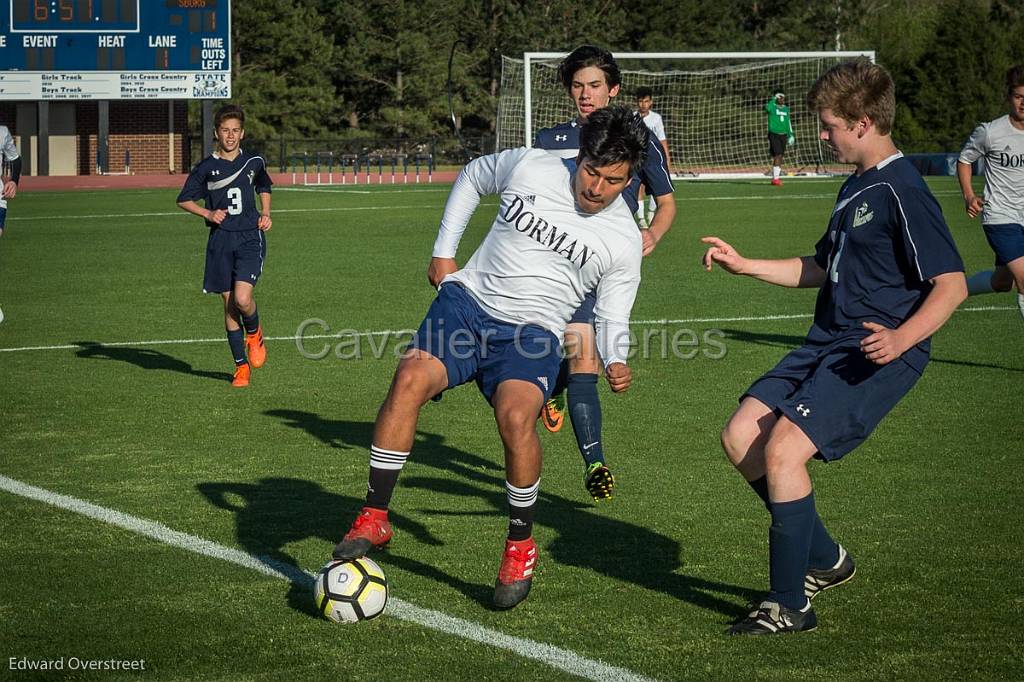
[[808, 514, 840, 570], [550, 359, 570, 398], [567, 373, 603, 467], [750, 476, 838, 569], [768, 492, 816, 609], [748, 476, 770, 508], [241, 306, 260, 335], [227, 329, 247, 366]]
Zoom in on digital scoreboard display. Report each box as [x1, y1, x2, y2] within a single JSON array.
[[0, 0, 230, 100]]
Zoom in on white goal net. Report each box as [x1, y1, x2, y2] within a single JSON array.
[[497, 51, 875, 178]]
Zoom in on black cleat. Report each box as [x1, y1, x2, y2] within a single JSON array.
[[584, 462, 614, 501], [729, 599, 817, 635], [805, 545, 856, 600]]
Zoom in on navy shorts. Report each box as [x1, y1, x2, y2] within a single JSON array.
[[744, 338, 922, 461], [982, 223, 1024, 266], [203, 228, 266, 294], [410, 284, 562, 404], [568, 290, 597, 325], [768, 132, 788, 157]]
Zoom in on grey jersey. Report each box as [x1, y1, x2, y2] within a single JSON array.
[[958, 115, 1024, 225]]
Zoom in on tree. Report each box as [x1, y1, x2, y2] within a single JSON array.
[[230, 0, 338, 140]]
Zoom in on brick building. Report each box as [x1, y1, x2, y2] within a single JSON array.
[[0, 101, 189, 176]]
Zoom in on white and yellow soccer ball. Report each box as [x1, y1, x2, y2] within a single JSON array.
[[314, 557, 388, 624]]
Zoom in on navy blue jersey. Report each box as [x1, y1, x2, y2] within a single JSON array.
[[534, 119, 674, 213], [810, 153, 964, 371], [177, 150, 273, 232]]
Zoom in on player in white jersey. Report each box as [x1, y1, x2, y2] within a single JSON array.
[[331, 106, 649, 610], [635, 87, 672, 226], [957, 64, 1024, 320], [0, 124, 23, 325]]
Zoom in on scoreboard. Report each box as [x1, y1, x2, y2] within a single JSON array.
[[0, 0, 231, 100]]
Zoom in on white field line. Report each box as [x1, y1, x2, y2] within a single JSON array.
[[0, 306, 1015, 354], [6, 188, 967, 223], [0, 474, 656, 682]]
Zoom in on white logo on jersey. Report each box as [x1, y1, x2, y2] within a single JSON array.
[[247, 170, 255, 184], [796, 404, 811, 417], [537, 376, 548, 390], [210, 170, 220, 176], [852, 202, 874, 228], [555, 134, 568, 141]]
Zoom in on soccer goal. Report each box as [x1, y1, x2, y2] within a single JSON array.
[[497, 51, 875, 178]]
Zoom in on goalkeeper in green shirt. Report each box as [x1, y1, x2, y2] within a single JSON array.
[[764, 92, 794, 185]]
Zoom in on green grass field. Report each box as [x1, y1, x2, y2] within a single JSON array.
[[0, 177, 1021, 681]]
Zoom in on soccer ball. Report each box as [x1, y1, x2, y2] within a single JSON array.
[[314, 557, 388, 624]]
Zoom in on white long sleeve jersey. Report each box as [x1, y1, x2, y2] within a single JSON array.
[[433, 148, 642, 353], [958, 115, 1024, 225]]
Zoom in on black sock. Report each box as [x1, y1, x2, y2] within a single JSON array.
[[227, 329, 247, 366], [506, 480, 539, 541], [365, 445, 408, 509], [567, 373, 603, 467], [768, 492, 816, 609], [241, 306, 260, 335]]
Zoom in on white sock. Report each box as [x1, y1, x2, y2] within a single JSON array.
[[966, 270, 995, 296], [1018, 293, 1024, 320], [772, 166, 781, 180]]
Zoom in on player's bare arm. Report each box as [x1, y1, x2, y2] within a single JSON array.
[[257, 192, 272, 231], [643, 193, 676, 256], [955, 161, 984, 218], [860, 271, 967, 365], [427, 256, 458, 289], [701, 236, 824, 287], [177, 199, 226, 225], [605, 362, 631, 392]]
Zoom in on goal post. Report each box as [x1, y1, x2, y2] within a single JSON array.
[[497, 51, 875, 178]]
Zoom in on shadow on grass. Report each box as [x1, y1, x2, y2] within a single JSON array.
[[196, 477, 448, 618], [720, 328, 1024, 372], [74, 341, 233, 382], [237, 409, 759, 619]]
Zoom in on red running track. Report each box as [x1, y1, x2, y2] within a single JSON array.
[[17, 170, 461, 192]]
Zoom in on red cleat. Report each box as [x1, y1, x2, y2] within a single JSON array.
[[494, 537, 537, 609], [332, 507, 392, 560]]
